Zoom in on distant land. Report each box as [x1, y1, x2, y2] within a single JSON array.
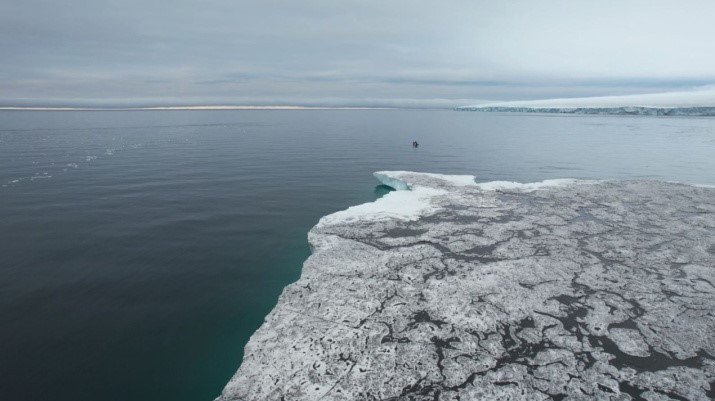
[[4, 87, 715, 115], [457, 86, 715, 116]]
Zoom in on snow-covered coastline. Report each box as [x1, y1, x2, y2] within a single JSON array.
[[217, 172, 715, 400], [456, 87, 715, 116], [456, 106, 715, 116]]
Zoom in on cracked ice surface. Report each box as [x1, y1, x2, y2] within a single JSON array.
[[217, 172, 715, 401]]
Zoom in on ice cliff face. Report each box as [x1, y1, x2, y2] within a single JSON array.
[[217, 172, 715, 401], [455, 106, 715, 116], [455, 87, 715, 116]]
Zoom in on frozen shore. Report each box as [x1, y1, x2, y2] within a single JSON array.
[[218, 172, 715, 401], [455, 106, 715, 116], [456, 87, 715, 116]]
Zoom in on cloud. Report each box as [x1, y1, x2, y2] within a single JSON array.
[[1, 0, 714, 106]]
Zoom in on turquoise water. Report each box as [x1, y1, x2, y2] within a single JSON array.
[[1, 110, 714, 400]]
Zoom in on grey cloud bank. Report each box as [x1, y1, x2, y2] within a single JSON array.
[[2, 0, 715, 107]]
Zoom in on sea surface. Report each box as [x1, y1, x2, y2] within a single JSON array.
[[1, 110, 714, 401]]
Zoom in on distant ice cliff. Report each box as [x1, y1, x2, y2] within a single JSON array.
[[456, 86, 715, 116], [455, 106, 715, 116], [218, 172, 715, 400]]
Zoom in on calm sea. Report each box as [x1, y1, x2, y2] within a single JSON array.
[[1, 110, 714, 400]]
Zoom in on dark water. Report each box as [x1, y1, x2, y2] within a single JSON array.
[[1, 110, 714, 400]]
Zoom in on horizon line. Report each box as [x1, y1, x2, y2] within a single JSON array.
[[0, 105, 439, 111]]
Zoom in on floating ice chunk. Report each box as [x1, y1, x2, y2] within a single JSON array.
[[30, 174, 51, 180]]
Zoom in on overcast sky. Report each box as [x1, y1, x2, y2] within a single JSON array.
[[2, 0, 714, 107]]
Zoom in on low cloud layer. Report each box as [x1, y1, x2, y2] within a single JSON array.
[[2, 0, 714, 107]]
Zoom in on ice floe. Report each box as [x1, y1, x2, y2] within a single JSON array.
[[218, 172, 715, 401]]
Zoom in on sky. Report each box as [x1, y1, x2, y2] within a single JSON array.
[[1, 0, 715, 108]]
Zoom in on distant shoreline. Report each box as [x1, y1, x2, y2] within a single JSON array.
[[454, 105, 715, 116]]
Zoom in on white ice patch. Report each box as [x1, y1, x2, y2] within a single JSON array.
[[474, 178, 596, 192], [317, 186, 446, 227], [375, 171, 477, 187], [318, 172, 480, 227], [318, 172, 601, 228], [373, 172, 411, 190], [378, 171, 593, 192], [319, 171, 480, 226]]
